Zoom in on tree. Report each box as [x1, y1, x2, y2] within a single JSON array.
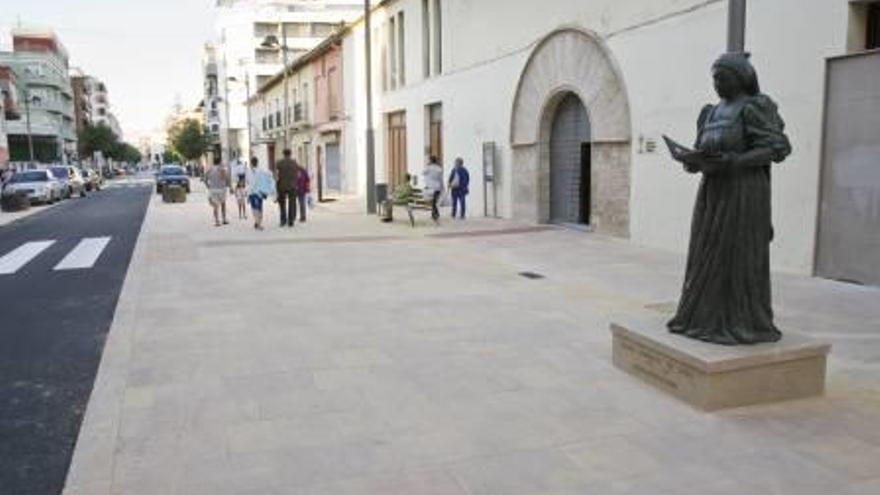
[[78, 123, 118, 158], [167, 119, 209, 164], [110, 142, 142, 164]]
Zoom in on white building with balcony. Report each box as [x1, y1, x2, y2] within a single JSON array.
[[210, 0, 363, 163]]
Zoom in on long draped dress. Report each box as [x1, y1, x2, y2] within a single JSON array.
[[667, 96, 791, 345]]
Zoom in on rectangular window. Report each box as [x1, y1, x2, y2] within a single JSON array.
[[422, 0, 430, 78], [433, 0, 442, 75], [868, 3, 880, 50], [311, 23, 336, 38], [328, 67, 340, 118], [388, 16, 397, 90], [284, 22, 310, 38], [379, 26, 388, 92], [398, 12, 406, 86], [254, 23, 278, 39], [303, 82, 309, 120], [427, 103, 443, 166]]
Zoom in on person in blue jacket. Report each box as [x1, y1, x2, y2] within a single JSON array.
[[447, 157, 470, 219]]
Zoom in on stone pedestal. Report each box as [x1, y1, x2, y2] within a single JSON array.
[[162, 185, 187, 203], [610, 317, 831, 411]]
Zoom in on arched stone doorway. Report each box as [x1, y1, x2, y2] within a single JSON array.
[[510, 28, 631, 237], [549, 93, 591, 225]]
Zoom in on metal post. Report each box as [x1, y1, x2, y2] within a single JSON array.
[[364, 0, 377, 214], [727, 0, 747, 52], [244, 72, 253, 158], [23, 88, 35, 166], [222, 54, 232, 164], [281, 26, 290, 150]]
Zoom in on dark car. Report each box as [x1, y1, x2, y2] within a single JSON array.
[[156, 165, 190, 194]]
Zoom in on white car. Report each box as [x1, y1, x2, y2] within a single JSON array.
[[3, 169, 64, 204]]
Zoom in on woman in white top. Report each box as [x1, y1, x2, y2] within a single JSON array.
[[423, 156, 444, 222]]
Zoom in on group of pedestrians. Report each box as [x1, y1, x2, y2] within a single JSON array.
[[204, 148, 311, 230], [423, 155, 470, 222]]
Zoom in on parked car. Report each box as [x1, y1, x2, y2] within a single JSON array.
[[50, 166, 87, 198], [81, 169, 103, 192], [155, 165, 191, 194], [2, 169, 64, 204]]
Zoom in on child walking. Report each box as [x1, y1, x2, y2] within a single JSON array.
[[234, 175, 248, 220]]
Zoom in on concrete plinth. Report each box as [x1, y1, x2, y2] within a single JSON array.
[[610, 317, 831, 411], [162, 185, 186, 203]]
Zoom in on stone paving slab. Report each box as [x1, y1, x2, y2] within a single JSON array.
[[64, 184, 880, 494]]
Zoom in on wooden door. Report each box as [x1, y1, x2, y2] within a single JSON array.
[[386, 111, 407, 187]]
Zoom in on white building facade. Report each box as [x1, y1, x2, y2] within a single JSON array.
[[335, 0, 880, 281], [210, 0, 363, 163]]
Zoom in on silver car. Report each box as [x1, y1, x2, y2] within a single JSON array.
[[3, 169, 64, 204], [50, 165, 87, 198]]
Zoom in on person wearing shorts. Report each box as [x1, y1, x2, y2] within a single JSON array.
[[205, 156, 230, 226], [248, 157, 275, 230]]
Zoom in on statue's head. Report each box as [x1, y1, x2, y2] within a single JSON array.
[[712, 52, 760, 100]]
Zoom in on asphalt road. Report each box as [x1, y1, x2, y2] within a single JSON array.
[[0, 179, 152, 495]]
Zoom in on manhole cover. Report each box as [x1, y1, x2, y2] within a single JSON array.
[[518, 271, 545, 280]]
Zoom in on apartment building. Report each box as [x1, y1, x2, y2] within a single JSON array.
[[0, 28, 76, 164], [208, 0, 362, 163], [248, 31, 346, 196]]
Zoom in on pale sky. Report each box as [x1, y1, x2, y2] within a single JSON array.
[[0, 0, 216, 142]]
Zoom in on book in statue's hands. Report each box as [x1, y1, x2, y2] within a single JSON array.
[[663, 135, 721, 163], [662, 135, 694, 162]]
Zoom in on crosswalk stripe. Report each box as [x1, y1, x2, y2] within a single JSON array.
[[53, 237, 111, 271], [0, 241, 56, 275]]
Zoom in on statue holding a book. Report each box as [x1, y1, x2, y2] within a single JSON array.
[[664, 52, 792, 345]]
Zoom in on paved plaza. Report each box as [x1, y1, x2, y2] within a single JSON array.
[[64, 185, 880, 494]]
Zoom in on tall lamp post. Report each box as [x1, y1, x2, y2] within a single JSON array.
[[262, 27, 290, 150], [364, 0, 376, 213], [222, 54, 234, 164], [23, 91, 40, 167]]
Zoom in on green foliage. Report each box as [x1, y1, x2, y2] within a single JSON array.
[[111, 142, 143, 163], [78, 123, 141, 164], [167, 119, 209, 162], [163, 149, 182, 164], [78, 123, 118, 158]]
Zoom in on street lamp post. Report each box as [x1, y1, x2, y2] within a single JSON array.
[[364, 0, 376, 214], [262, 27, 290, 150], [23, 90, 36, 167], [222, 54, 233, 164]]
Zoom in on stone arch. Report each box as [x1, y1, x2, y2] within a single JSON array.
[[509, 27, 632, 237]]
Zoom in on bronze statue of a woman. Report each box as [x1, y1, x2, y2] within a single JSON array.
[[667, 53, 792, 345]]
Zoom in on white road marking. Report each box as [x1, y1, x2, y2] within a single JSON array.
[[0, 241, 56, 275], [54, 237, 112, 271]]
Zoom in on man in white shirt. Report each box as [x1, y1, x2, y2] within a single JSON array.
[[422, 156, 444, 223]]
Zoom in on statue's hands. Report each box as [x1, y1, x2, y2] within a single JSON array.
[[679, 151, 702, 174], [700, 153, 732, 175]]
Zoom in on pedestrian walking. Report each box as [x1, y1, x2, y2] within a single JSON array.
[[295, 163, 310, 223], [234, 174, 248, 220], [423, 155, 444, 223], [448, 157, 470, 219], [248, 157, 275, 230], [274, 149, 298, 227], [205, 156, 230, 227]]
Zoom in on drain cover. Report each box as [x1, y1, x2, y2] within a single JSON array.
[[518, 271, 545, 280]]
